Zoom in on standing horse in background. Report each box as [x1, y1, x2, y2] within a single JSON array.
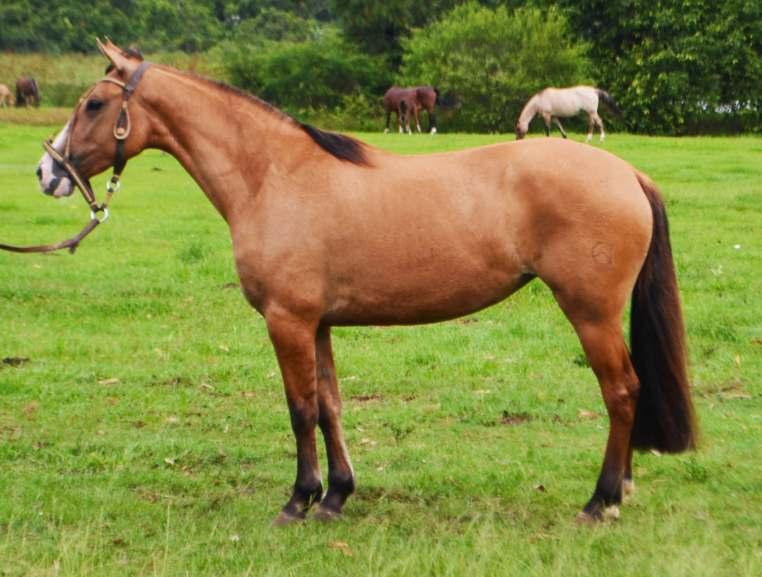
[[16, 76, 40, 107], [383, 86, 439, 134], [515, 86, 621, 142], [36, 40, 696, 526], [0, 84, 13, 107]]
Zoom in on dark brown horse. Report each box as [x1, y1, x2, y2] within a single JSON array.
[[36, 41, 696, 525], [383, 85, 439, 134], [16, 76, 40, 107]]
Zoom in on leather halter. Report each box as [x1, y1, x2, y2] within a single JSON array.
[[0, 61, 151, 254]]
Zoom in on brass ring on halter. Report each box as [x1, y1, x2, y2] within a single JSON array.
[[107, 176, 121, 193], [114, 102, 131, 140], [90, 206, 109, 223]]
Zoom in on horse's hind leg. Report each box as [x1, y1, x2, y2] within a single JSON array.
[[267, 310, 324, 525], [552, 290, 640, 521], [553, 117, 568, 138], [586, 114, 595, 142], [385, 110, 391, 133], [592, 112, 605, 141], [313, 325, 355, 521]]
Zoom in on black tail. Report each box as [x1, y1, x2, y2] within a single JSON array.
[[630, 172, 697, 453], [597, 89, 622, 116]]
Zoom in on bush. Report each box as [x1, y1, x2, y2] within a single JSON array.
[[223, 28, 391, 113], [398, 3, 591, 133]]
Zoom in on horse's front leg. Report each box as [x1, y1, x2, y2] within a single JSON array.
[[414, 106, 422, 133], [267, 309, 324, 525], [542, 112, 552, 136], [313, 325, 355, 521]]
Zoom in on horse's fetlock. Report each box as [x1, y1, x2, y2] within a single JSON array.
[[328, 471, 355, 497]]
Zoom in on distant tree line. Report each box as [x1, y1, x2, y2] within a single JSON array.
[[1, 0, 758, 133]]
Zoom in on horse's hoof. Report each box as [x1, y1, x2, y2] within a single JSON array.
[[271, 510, 305, 527], [603, 505, 620, 520], [575, 510, 600, 524], [575, 503, 620, 525], [313, 506, 341, 523], [622, 479, 635, 500]]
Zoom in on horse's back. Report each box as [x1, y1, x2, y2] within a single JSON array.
[[536, 85, 599, 115], [299, 139, 651, 324]]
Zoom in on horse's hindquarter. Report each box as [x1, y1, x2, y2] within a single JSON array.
[[507, 140, 653, 314]]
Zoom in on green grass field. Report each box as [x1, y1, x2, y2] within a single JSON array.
[[1, 124, 760, 577]]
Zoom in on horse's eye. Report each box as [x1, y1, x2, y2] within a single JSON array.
[[85, 99, 103, 112]]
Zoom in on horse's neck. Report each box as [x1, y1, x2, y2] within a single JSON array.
[[518, 97, 539, 124], [145, 68, 304, 221]]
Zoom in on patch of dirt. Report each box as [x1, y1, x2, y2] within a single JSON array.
[[350, 394, 383, 403], [500, 410, 532, 425], [2, 357, 29, 368]]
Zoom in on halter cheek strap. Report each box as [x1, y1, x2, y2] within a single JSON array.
[[110, 61, 151, 183], [0, 61, 151, 254]]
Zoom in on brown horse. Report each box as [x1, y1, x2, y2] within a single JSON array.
[[16, 76, 40, 107], [383, 85, 439, 134], [37, 41, 696, 525], [0, 84, 13, 108]]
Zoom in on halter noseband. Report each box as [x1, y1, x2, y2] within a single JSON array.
[[0, 61, 150, 254]]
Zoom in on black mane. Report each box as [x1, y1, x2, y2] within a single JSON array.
[[158, 67, 371, 167], [299, 124, 370, 166]]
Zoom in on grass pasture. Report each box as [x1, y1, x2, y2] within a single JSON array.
[[0, 125, 761, 576]]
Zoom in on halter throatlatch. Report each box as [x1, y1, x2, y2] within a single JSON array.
[[0, 61, 151, 254]]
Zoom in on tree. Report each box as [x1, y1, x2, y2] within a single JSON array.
[[555, 0, 761, 133], [224, 28, 390, 111]]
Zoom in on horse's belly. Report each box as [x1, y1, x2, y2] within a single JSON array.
[[323, 261, 530, 326]]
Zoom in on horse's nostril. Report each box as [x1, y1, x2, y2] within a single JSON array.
[[36, 166, 42, 179]]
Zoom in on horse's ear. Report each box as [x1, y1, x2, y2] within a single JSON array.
[[96, 38, 135, 75]]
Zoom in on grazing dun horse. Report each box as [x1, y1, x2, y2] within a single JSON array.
[[36, 41, 695, 525], [0, 84, 13, 107], [15, 76, 40, 107], [383, 85, 439, 134], [516, 85, 621, 142]]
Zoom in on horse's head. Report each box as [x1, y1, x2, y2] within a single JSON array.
[[37, 40, 152, 198], [515, 121, 528, 140]]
